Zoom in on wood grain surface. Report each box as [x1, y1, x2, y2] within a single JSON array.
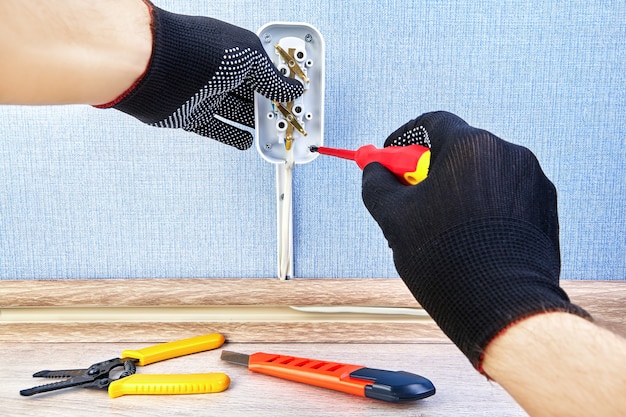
[[1, 341, 527, 417], [1, 279, 624, 343], [2, 279, 624, 416], [2, 278, 624, 310], [0, 278, 419, 307]]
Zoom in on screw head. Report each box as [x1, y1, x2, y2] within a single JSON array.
[[263, 33, 272, 43], [305, 34, 313, 42]]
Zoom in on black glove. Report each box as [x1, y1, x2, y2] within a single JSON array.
[[96, 2, 303, 150], [362, 111, 590, 370]]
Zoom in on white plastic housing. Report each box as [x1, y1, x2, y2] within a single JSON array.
[[255, 22, 325, 164]]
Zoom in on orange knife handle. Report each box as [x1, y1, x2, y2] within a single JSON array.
[[248, 353, 367, 397]]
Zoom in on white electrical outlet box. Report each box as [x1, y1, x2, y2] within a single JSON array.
[[255, 22, 325, 164], [254, 22, 325, 280]]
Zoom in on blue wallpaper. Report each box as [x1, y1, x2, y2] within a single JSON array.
[[1, 1, 624, 279]]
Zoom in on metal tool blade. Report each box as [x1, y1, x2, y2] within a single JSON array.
[[33, 369, 87, 378], [220, 351, 250, 367], [20, 375, 94, 396]]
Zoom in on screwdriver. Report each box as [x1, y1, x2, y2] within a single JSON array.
[[309, 144, 430, 185]]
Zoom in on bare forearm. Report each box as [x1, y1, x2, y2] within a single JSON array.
[[0, 0, 152, 105], [483, 312, 626, 417]]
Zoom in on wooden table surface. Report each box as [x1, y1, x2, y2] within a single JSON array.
[[1, 341, 526, 417], [2, 278, 624, 416]]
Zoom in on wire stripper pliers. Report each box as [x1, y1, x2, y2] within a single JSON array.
[[20, 333, 230, 398]]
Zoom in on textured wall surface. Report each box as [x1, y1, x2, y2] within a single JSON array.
[[1, 1, 624, 279]]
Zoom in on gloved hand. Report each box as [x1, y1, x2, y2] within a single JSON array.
[[362, 111, 590, 371], [96, 1, 303, 150]]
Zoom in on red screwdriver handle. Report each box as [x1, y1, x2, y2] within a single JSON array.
[[315, 146, 357, 160], [315, 144, 430, 185], [355, 144, 430, 185]]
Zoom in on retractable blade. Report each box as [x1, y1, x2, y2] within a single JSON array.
[[220, 350, 435, 402]]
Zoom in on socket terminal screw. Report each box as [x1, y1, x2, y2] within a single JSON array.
[[305, 34, 313, 42]]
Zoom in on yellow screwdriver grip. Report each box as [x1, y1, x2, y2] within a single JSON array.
[[108, 373, 230, 398], [403, 149, 431, 185], [122, 333, 225, 366]]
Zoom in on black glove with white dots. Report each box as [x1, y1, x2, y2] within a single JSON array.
[[97, 1, 304, 150]]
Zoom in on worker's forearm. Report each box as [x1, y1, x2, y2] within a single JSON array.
[[0, 0, 152, 105], [482, 312, 626, 417]]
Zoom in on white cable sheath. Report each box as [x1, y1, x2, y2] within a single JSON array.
[[277, 153, 294, 280]]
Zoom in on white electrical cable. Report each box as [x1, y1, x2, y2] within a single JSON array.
[[290, 306, 430, 316], [277, 151, 294, 280]]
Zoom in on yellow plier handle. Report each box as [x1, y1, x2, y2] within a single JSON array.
[[122, 333, 225, 366], [108, 373, 230, 398], [110, 333, 229, 397]]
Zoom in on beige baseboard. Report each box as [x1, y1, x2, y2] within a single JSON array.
[[1, 278, 624, 343]]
